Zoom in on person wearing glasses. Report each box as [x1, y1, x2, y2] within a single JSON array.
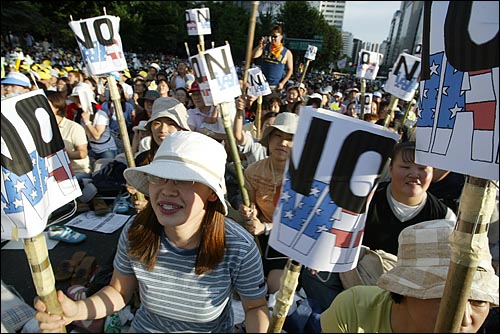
[[252, 25, 294, 96], [34, 131, 270, 333]]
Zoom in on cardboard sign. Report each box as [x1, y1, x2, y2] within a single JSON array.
[[415, 1, 499, 180], [269, 107, 400, 272], [356, 50, 383, 80], [1, 90, 82, 240], [305, 45, 318, 60], [189, 44, 241, 106], [247, 67, 272, 97], [356, 93, 373, 115], [186, 8, 211, 36], [384, 52, 421, 101], [69, 15, 127, 76]]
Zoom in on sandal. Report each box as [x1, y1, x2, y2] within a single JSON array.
[[72, 256, 97, 286], [48, 226, 87, 244], [113, 193, 133, 214], [54, 251, 87, 281]]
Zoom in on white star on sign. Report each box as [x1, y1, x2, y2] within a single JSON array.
[[284, 210, 294, 220], [429, 61, 439, 76], [449, 103, 462, 119], [316, 225, 329, 233], [13, 198, 23, 208], [14, 180, 26, 192]]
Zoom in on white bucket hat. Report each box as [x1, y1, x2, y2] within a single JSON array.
[[1, 71, 31, 88], [147, 97, 191, 131], [259, 112, 299, 147], [124, 131, 228, 215], [377, 219, 499, 305], [132, 120, 149, 132]]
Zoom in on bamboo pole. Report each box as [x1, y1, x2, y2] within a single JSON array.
[[24, 234, 67, 333], [255, 95, 263, 140], [107, 75, 145, 203], [434, 176, 497, 332], [268, 259, 302, 333], [298, 59, 311, 86], [359, 78, 366, 120], [241, 1, 259, 97], [383, 95, 399, 128]]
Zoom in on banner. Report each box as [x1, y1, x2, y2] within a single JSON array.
[[384, 52, 421, 101], [189, 44, 241, 106], [1, 90, 82, 240], [69, 15, 127, 76], [415, 1, 499, 180], [356, 50, 383, 80], [305, 45, 318, 61], [186, 8, 211, 36], [336, 58, 347, 70], [269, 107, 400, 272], [247, 67, 272, 97]]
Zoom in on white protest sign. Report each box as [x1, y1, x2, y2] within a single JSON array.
[[186, 8, 211, 36], [305, 45, 318, 60], [1, 90, 82, 239], [269, 107, 400, 272], [247, 67, 272, 97], [356, 50, 383, 80], [415, 1, 499, 180], [384, 52, 421, 101], [189, 44, 241, 106], [69, 15, 127, 76], [356, 93, 373, 115]]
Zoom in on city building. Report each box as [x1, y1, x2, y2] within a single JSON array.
[[307, 1, 346, 30]]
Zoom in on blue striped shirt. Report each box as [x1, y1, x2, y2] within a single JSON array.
[[114, 217, 267, 333]]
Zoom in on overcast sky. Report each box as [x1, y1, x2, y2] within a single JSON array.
[[342, 1, 402, 43]]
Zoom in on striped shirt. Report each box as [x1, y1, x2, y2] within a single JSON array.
[[114, 217, 267, 333]]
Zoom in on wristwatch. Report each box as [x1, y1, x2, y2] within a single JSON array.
[[263, 222, 271, 236]]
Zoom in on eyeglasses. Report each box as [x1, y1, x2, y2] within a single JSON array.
[[271, 35, 280, 39], [147, 175, 195, 187]]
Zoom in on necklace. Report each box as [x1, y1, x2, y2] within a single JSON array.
[[270, 159, 282, 194]]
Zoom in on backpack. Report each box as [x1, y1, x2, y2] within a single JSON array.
[[339, 245, 398, 289], [92, 160, 127, 196]]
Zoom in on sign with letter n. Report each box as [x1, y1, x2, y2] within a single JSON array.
[[384, 52, 421, 101], [69, 15, 127, 76], [186, 8, 211, 36], [190, 44, 241, 106]]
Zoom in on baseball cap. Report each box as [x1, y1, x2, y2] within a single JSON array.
[[1, 71, 32, 88]]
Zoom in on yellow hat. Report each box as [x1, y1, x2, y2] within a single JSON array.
[[122, 69, 131, 79], [42, 60, 52, 68], [37, 68, 52, 80]]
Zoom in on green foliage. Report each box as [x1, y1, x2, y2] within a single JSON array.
[[1, 0, 342, 70]]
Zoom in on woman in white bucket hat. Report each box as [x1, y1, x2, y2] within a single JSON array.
[[35, 131, 270, 332], [321, 219, 498, 333]]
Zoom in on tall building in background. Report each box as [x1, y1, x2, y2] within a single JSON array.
[[341, 31, 353, 58], [307, 1, 346, 30]]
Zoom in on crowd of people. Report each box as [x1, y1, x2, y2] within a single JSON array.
[[1, 25, 499, 333]]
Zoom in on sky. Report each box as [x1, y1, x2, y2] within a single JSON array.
[[342, 1, 402, 44]]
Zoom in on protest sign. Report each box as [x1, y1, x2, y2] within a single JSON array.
[[384, 52, 421, 101], [269, 106, 400, 272], [69, 15, 127, 76], [1, 90, 81, 240], [189, 44, 241, 106], [356, 50, 383, 80], [247, 67, 271, 97], [305, 45, 318, 61], [186, 8, 211, 36], [415, 1, 499, 181]]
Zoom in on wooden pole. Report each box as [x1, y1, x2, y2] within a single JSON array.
[[255, 95, 263, 140], [219, 102, 250, 207], [383, 95, 399, 128], [107, 75, 145, 203], [241, 1, 259, 97], [359, 78, 366, 120], [299, 59, 311, 86], [184, 42, 190, 58], [434, 176, 497, 332], [198, 35, 205, 53], [24, 234, 67, 333], [268, 259, 302, 333]]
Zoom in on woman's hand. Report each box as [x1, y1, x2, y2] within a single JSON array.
[[34, 290, 78, 333]]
